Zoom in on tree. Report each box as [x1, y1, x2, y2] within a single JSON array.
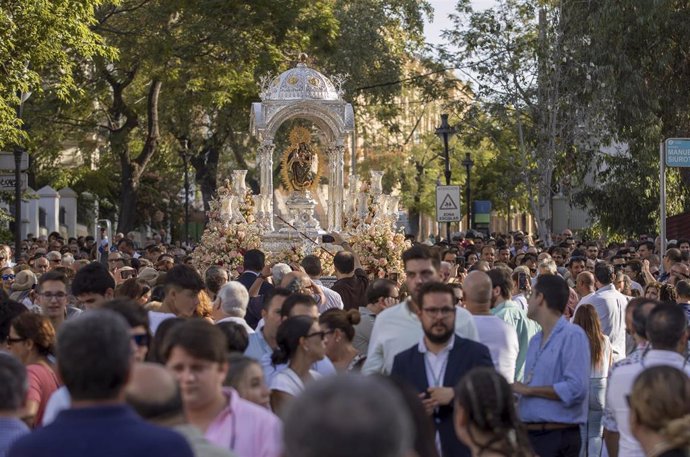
[[444, 0, 606, 244], [0, 0, 112, 149], [573, 0, 690, 236]]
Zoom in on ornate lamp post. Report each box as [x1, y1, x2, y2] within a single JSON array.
[[435, 114, 456, 240], [462, 152, 474, 230]]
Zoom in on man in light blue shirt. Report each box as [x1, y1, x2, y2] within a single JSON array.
[[0, 354, 29, 457], [513, 274, 590, 457]]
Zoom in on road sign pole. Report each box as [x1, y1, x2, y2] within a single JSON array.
[[660, 141, 666, 260]]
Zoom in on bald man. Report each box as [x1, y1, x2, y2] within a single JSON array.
[[125, 363, 236, 457], [463, 271, 519, 383]]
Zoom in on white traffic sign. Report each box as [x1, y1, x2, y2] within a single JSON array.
[[436, 185, 461, 222], [0, 151, 28, 171], [0, 174, 28, 191]]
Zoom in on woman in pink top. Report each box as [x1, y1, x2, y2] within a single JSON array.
[[7, 313, 60, 428]]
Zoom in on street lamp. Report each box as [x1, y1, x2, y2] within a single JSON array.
[[435, 114, 456, 240], [180, 139, 190, 247], [14, 91, 31, 263], [462, 152, 474, 230]]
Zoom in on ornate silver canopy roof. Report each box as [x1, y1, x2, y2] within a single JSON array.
[[260, 60, 342, 101]]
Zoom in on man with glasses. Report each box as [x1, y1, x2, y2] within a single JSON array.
[[391, 282, 493, 457], [32, 256, 50, 277], [35, 271, 81, 331], [107, 251, 126, 273], [46, 251, 62, 270], [352, 279, 398, 355], [363, 245, 478, 375]]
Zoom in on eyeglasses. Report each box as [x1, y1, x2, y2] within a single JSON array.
[[6, 337, 26, 345], [39, 292, 68, 300], [1, 274, 14, 280], [421, 306, 456, 317], [305, 331, 329, 340], [131, 334, 150, 347]]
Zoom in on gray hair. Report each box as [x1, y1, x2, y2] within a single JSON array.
[[284, 375, 414, 457], [217, 281, 249, 317], [204, 266, 229, 295], [61, 253, 75, 266], [0, 353, 27, 412], [272, 263, 292, 286], [57, 310, 132, 401]]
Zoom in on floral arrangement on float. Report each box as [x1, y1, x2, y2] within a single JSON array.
[[191, 172, 262, 276], [343, 171, 409, 280]]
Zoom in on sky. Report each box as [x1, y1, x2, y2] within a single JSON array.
[[424, 0, 496, 48]]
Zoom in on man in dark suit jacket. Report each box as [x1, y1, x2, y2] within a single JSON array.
[[8, 311, 194, 457], [237, 249, 274, 297], [391, 282, 494, 457]]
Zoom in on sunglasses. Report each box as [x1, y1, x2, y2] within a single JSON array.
[[131, 334, 150, 347], [6, 337, 26, 345], [1, 274, 14, 280], [305, 330, 332, 340]]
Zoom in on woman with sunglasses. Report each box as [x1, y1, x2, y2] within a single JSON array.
[[1, 266, 15, 293], [7, 313, 59, 428], [270, 315, 326, 417], [319, 308, 366, 373]]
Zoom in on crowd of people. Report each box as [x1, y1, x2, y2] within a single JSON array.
[[0, 228, 689, 457]]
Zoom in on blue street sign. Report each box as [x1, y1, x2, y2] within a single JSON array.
[[665, 138, 690, 167]]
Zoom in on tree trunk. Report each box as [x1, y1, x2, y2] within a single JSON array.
[[116, 79, 162, 234]]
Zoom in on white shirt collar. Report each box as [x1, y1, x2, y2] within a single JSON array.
[[418, 334, 456, 355]]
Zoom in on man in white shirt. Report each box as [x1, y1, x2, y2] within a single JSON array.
[[571, 271, 595, 319], [362, 245, 478, 375], [464, 270, 519, 382], [587, 263, 628, 361], [213, 281, 254, 334], [604, 303, 690, 457]]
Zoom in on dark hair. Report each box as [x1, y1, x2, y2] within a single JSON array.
[[280, 293, 317, 319], [216, 321, 249, 353], [164, 264, 204, 293], [283, 375, 414, 457], [204, 266, 228, 295], [117, 238, 135, 250], [402, 245, 440, 271], [647, 303, 688, 350], [639, 240, 655, 251], [225, 353, 261, 389], [568, 256, 586, 268], [272, 315, 314, 365], [366, 279, 397, 305], [487, 267, 512, 299], [630, 298, 659, 338], [666, 248, 683, 264], [301, 255, 322, 277], [243, 249, 265, 272], [676, 280, 690, 298], [319, 309, 361, 341], [57, 310, 132, 401], [379, 375, 441, 457], [115, 278, 150, 301], [416, 282, 455, 308], [102, 298, 150, 331], [594, 263, 614, 285], [146, 317, 184, 364], [659, 283, 678, 303], [37, 270, 67, 291], [0, 300, 28, 343], [151, 285, 166, 302], [533, 275, 569, 314], [162, 319, 227, 364], [0, 353, 27, 411], [11, 313, 55, 357], [263, 287, 292, 311], [333, 251, 355, 274], [454, 367, 533, 456]]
